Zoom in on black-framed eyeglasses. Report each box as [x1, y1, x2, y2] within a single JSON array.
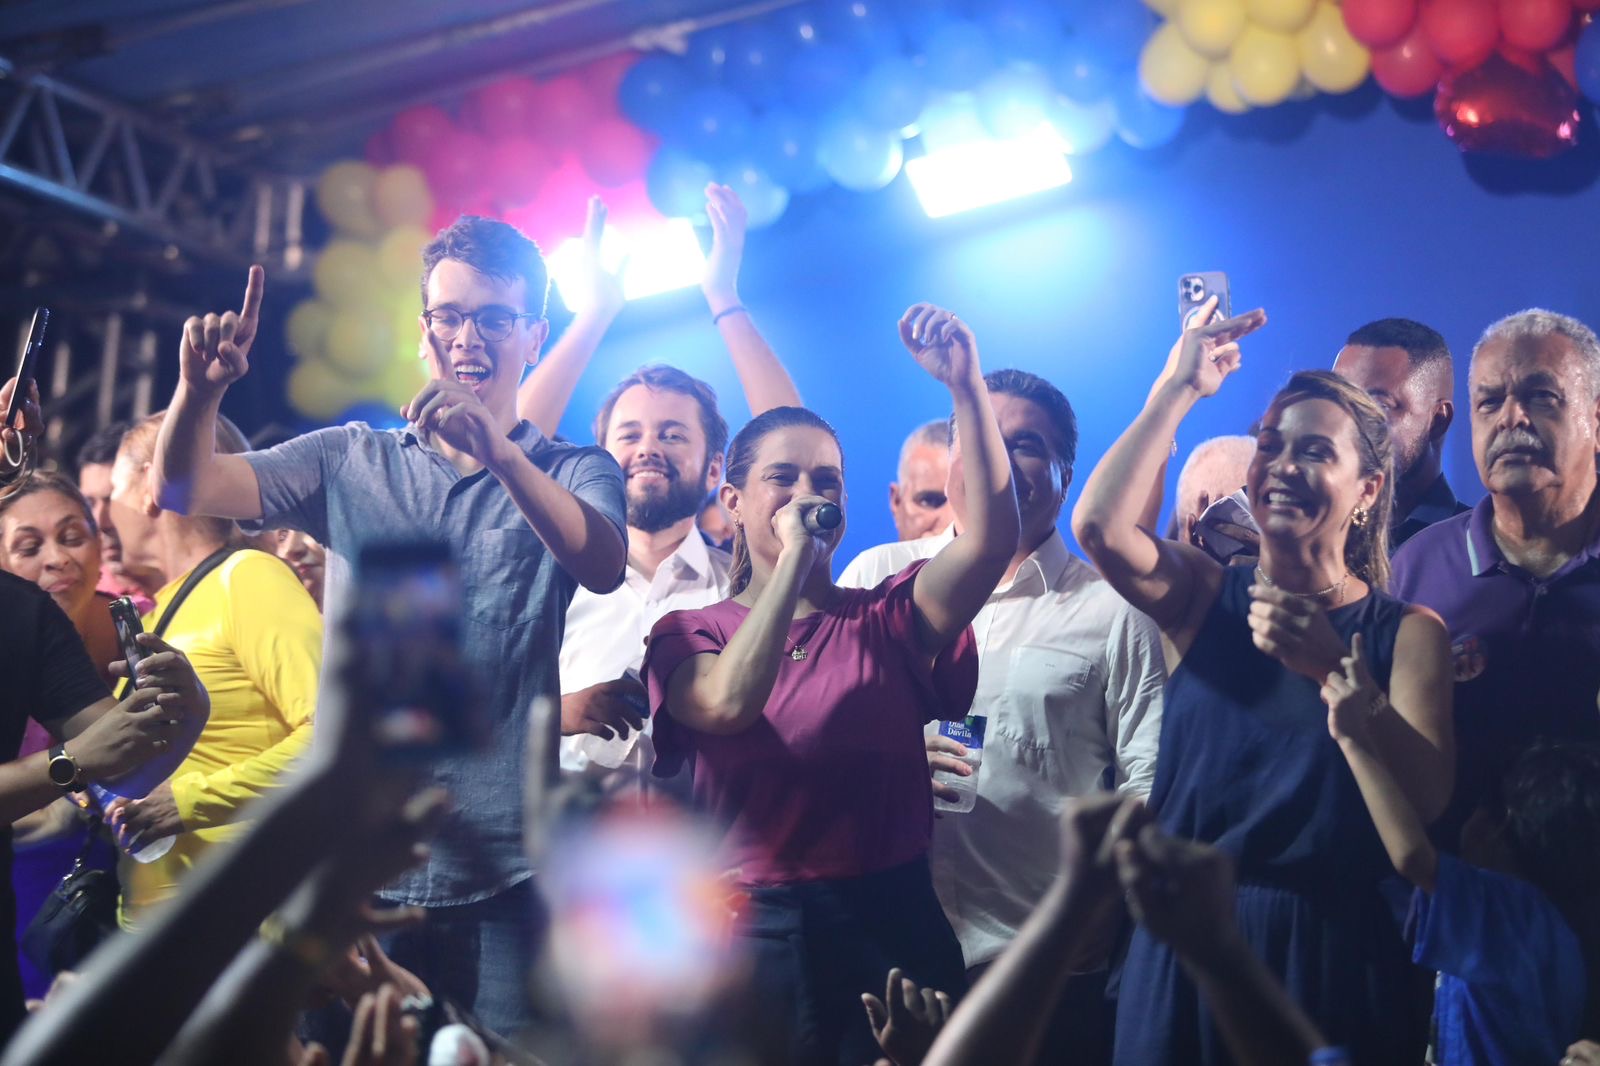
[[423, 306, 542, 343]]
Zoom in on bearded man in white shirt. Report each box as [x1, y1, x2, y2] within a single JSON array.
[[839, 367, 1165, 1066]]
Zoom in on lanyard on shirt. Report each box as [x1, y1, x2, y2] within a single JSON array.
[[114, 546, 239, 701]]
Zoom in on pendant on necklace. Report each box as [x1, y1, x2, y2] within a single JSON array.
[[790, 646, 808, 662]]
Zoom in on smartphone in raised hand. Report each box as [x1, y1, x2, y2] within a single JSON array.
[[350, 541, 484, 762], [5, 308, 49, 430], [109, 597, 146, 680], [1178, 273, 1231, 331]]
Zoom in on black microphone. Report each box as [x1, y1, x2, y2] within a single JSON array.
[[803, 502, 843, 535]]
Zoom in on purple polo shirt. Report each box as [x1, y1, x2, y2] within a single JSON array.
[[1390, 496, 1600, 832]]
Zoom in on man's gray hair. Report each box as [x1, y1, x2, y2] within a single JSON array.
[[897, 419, 950, 480], [1473, 309, 1600, 399]]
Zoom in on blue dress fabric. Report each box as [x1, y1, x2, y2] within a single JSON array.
[[1113, 565, 1415, 1066]]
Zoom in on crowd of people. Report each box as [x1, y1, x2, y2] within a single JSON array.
[[0, 181, 1596, 1066]]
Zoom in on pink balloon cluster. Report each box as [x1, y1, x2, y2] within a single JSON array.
[[1341, 0, 1592, 156], [364, 53, 667, 249]]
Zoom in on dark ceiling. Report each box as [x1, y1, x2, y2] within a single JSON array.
[[0, 0, 773, 172]]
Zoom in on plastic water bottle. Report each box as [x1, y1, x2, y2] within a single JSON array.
[[88, 784, 175, 863], [932, 715, 986, 814]]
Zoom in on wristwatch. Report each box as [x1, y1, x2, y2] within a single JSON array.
[[46, 744, 85, 793]]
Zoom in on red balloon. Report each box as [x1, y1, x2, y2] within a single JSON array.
[[602, 178, 666, 229], [1374, 22, 1451, 94], [1421, 0, 1503, 68], [1344, 0, 1421, 47], [1435, 50, 1581, 155], [582, 52, 641, 105], [1550, 41, 1579, 84], [429, 194, 496, 235], [527, 77, 600, 151], [578, 118, 657, 188], [514, 156, 595, 248], [468, 77, 543, 140], [422, 128, 492, 205], [389, 106, 455, 168], [1499, 0, 1575, 51], [486, 137, 558, 208]]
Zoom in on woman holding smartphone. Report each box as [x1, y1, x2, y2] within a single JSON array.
[[1071, 302, 1453, 1065], [644, 304, 1019, 1066]]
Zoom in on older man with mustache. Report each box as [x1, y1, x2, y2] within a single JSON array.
[[1391, 309, 1600, 836]]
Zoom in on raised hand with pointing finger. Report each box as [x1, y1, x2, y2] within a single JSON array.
[[180, 265, 265, 397]]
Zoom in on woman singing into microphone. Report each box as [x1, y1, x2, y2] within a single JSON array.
[[643, 304, 1019, 1066]]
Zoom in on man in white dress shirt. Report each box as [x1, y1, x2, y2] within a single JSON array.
[[839, 367, 1165, 1065], [558, 365, 736, 793]]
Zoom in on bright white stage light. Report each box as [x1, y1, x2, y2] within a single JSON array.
[[905, 124, 1073, 220], [550, 217, 706, 312]]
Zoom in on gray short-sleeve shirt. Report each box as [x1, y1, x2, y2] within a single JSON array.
[[245, 420, 626, 905]]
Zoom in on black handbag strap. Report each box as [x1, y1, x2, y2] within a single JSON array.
[[114, 545, 239, 700]]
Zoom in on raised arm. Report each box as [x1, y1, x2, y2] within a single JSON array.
[[900, 306, 1017, 653], [922, 795, 1147, 1066], [517, 197, 626, 437], [150, 266, 267, 520], [1324, 631, 1446, 891], [701, 183, 801, 415], [660, 498, 820, 735], [1071, 304, 1265, 631]]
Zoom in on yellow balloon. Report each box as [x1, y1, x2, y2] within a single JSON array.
[[1177, 0, 1248, 59], [1143, 0, 1179, 15], [1206, 63, 1251, 113], [315, 161, 381, 239], [324, 310, 396, 379], [380, 355, 429, 412], [1297, 1, 1370, 94], [373, 165, 435, 231], [285, 300, 333, 361], [313, 241, 381, 309], [1141, 23, 1212, 105], [376, 225, 429, 293], [287, 360, 360, 421], [1243, 0, 1317, 33], [1229, 25, 1302, 106]]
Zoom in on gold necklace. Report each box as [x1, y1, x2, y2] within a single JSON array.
[[1254, 564, 1349, 606]]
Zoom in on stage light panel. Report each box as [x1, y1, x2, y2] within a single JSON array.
[[905, 124, 1074, 220], [551, 217, 706, 312]]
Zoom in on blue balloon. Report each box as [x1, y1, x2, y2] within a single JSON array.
[[1112, 82, 1185, 150], [725, 23, 790, 106], [975, 63, 1055, 140], [752, 109, 830, 192], [1081, 4, 1154, 65], [916, 17, 999, 92], [820, 0, 905, 58], [646, 148, 716, 219], [337, 402, 406, 430], [785, 42, 863, 117], [767, 2, 825, 50], [686, 25, 735, 81], [675, 87, 754, 163], [1052, 38, 1115, 103], [1047, 95, 1115, 155], [619, 56, 695, 133], [985, 1, 1065, 65], [719, 159, 791, 229], [855, 55, 930, 132], [816, 111, 905, 191], [1577, 20, 1600, 104]]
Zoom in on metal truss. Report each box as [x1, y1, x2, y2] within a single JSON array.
[[0, 54, 307, 275]]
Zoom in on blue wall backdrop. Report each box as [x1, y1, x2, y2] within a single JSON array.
[[549, 85, 1600, 565]]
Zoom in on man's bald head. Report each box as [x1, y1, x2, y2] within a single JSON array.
[[1175, 436, 1256, 525]]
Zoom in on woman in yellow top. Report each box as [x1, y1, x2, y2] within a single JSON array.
[[103, 413, 323, 926]]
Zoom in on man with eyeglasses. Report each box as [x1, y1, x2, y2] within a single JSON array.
[[146, 215, 627, 1038]]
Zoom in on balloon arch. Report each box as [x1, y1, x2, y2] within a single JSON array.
[[286, 0, 1600, 422]]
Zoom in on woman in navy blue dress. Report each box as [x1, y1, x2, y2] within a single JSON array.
[[1071, 305, 1454, 1065]]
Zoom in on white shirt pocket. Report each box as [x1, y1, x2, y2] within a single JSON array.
[[994, 645, 1098, 755]]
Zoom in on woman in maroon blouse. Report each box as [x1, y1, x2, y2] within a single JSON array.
[[644, 304, 1019, 1066]]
